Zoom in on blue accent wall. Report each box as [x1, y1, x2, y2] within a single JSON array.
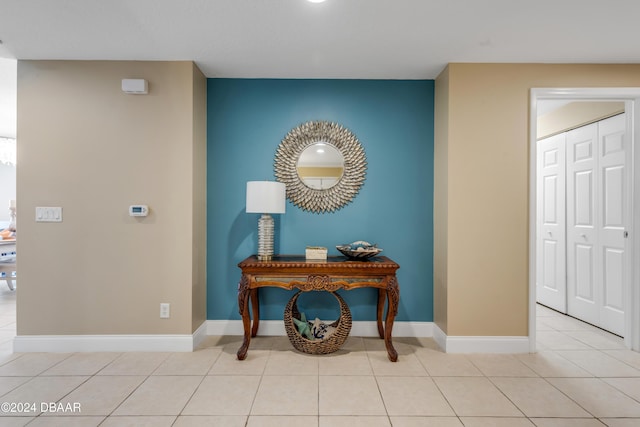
[[207, 79, 434, 322]]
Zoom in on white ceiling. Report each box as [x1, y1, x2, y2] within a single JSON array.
[[2, 0, 640, 137]]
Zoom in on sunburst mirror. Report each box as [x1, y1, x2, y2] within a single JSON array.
[[274, 121, 367, 213]]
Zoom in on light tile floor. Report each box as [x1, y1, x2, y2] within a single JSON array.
[[1, 285, 640, 426]]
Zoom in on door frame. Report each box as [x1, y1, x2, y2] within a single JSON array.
[[529, 88, 640, 352]]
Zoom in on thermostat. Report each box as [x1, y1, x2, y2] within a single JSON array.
[[129, 205, 149, 217]]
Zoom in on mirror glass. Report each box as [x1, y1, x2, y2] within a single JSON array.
[[296, 143, 344, 190]]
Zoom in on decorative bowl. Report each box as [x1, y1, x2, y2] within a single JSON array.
[[336, 241, 383, 259]]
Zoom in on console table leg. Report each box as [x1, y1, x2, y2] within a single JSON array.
[[250, 288, 260, 337], [376, 289, 385, 339], [384, 313, 398, 362], [237, 275, 251, 360], [384, 277, 400, 362]]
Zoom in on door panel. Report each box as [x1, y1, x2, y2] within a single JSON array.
[[574, 170, 593, 226], [603, 247, 624, 310], [543, 240, 559, 290], [574, 243, 594, 301], [536, 133, 566, 312], [543, 175, 559, 223], [603, 166, 624, 227], [567, 123, 599, 325], [598, 114, 627, 335]]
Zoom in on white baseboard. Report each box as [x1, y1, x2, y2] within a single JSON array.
[[11, 322, 531, 353], [192, 321, 208, 349], [13, 321, 209, 353], [433, 322, 447, 350], [205, 320, 434, 338], [433, 324, 531, 353]]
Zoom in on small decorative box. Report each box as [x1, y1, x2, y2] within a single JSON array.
[[305, 246, 328, 260]]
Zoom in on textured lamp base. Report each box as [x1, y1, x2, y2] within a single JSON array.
[[257, 213, 275, 260]]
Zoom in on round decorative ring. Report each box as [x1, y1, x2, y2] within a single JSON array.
[[274, 121, 367, 213]]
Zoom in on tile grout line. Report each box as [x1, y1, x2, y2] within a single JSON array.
[[366, 338, 394, 424], [95, 351, 174, 422], [169, 348, 226, 423], [245, 345, 273, 423]]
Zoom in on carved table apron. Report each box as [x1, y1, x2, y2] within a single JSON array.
[[237, 255, 400, 362]]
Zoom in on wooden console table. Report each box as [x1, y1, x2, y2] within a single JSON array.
[[237, 255, 400, 361]]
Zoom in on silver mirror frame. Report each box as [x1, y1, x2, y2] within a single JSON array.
[[274, 121, 367, 213]]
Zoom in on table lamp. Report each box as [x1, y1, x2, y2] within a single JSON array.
[[246, 181, 286, 260]]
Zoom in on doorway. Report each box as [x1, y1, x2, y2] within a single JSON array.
[[536, 107, 627, 335], [0, 58, 16, 353], [529, 88, 640, 353]]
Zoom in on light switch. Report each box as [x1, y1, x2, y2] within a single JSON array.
[[35, 207, 63, 222]]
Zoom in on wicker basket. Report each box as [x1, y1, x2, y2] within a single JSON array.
[[284, 291, 352, 355]]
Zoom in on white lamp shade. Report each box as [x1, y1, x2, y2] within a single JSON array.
[[246, 181, 286, 214]]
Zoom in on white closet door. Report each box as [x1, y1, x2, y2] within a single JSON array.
[[566, 114, 627, 335], [536, 133, 566, 312], [566, 122, 599, 326], [597, 114, 627, 335]]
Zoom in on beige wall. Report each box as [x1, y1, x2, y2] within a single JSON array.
[[435, 63, 640, 337], [538, 101, 624, 139], [17, 60, 206, 335], [191, 64, 207, 333], [434, 65, 449, 333]]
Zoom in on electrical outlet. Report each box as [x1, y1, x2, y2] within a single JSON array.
[[160, 303, 170, 319]]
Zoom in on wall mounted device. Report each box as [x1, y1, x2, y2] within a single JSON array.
[[129, 205, 149, 217], [121, 79, 148, 94], [35, 207, 62, 222]]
